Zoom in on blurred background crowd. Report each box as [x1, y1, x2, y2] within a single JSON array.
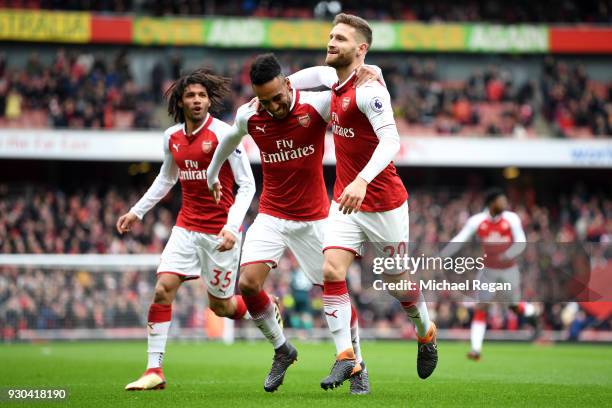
[[1, 182, 610, 340], [1, 49, 610, 138], [2, 0, 611, 22], [0, 0, 610, 343]]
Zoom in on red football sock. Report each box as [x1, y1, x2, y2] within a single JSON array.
[[229, 295, 248, 320]]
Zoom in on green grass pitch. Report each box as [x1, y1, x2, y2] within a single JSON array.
[[1, 340, 611, 407]]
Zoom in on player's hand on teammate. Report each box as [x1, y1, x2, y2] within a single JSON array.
[[354, 65, 380, 87], [216, 229, 237, 251], [210, 182, 223, 204], [248, 96, 263, 112], [116, 212, 139, 234], [338, 177, 368, 214]]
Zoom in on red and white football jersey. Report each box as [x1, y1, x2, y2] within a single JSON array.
[[233, 88, 331, 221], [131, 114, 254, 235], [330, 72, 408, 212], [451, 210, 526, 269]]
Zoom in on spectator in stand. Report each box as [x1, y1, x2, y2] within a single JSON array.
[[4, 0, 611, 23], [487, 110, 528, 138], [0, 50, 608, 136], [1, 182, 610, 340], [541, 58, 611, 138]]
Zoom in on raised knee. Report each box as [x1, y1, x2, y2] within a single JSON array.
[[239, 274, 261, 295], [323, 260, 343, 281], [154, 282, 173, 304]]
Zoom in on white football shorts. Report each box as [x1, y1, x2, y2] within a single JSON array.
[[240, 213, 326, 285], [157, 226, 241, 299], [323, 200, 409, 266]]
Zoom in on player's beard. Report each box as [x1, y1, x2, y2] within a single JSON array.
[[187, 108, 206, 124], [325, 50, 354, 69], [271, 104, 289, 119], [269, 90, 291, 119]]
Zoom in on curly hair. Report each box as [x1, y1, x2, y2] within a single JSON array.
[[164, 68, 232, 124]]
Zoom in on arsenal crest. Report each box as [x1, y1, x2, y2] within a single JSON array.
[[202, 140, 212, 153], [298, 113, 311, 127], [342, 96, 351, 111]]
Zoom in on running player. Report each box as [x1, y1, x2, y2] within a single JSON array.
[[207, 54, 378, 394], [440, 188, 533, 361], [288, 14, 439, 389], [118, 68, 255, 391]]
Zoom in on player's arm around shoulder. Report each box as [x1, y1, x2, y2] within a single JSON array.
[[288, 64, 383, 90], [300, 90, 332, 123], [117, 126, 180, 234], [354, 64, 386, 87], [288, 65, 338, 90]]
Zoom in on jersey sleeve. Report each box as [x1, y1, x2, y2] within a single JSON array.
[[452, 213, 482, 242], [302, 90, 331, 122], [355, 84, 400, 183], [288, 66, 338, 89], [224, 139, 256, 237], [356, 83, 396, 132], [289, 64, 386, 90], [206, 105, 250, 190], [439, 213, 483, 257], [502, 212, 527, 260], [130, 131, 179, 219]]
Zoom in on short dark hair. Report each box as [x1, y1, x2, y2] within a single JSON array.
[[333, 13, 372, 47], [164, 67, 231, 123], [250, 53, 282, 86], [484, 188, 505, 206]]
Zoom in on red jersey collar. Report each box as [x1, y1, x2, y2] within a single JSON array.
[[183, 113, 212, 138], [290, 87, 299, 112], [333, 70, 357, 94]]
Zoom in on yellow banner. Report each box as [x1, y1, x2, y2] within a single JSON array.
[[397, 24, 466, 51], [133, 17, 205, 45], [267, 21, 329, 49], [0, 10, 90, 42]]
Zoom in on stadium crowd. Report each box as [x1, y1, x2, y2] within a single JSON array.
[[1, 183, 610, 340], [2, 0, 611, 23], [1, 50, 610, 138]]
